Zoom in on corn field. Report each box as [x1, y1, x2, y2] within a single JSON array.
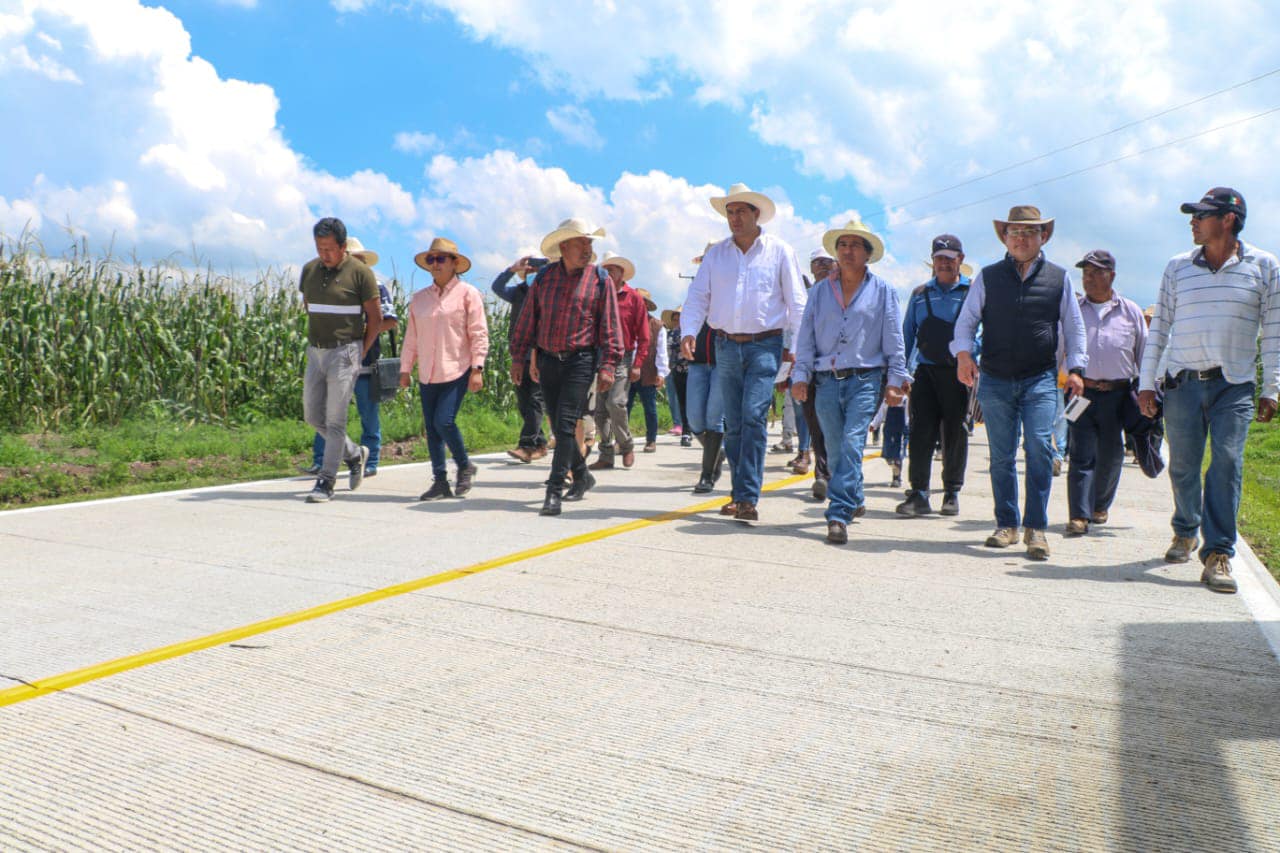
[[0, 238, 517, 431]]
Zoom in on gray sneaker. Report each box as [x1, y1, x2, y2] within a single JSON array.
[[305, 477, 334, 503], [348, 445, 370, 491], [1200, 552, 1237, 594], [1165, 535, 1199, 563]]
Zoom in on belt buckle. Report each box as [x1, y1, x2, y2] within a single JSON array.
[[1196, 368, 1217, 381]]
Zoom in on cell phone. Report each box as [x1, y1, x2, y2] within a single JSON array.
[[526, 257, 550, 269]]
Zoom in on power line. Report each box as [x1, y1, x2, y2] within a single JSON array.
[[891, 104, 1280, 229], [866, 66, 1280, 221]]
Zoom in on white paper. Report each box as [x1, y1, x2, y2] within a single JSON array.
[[1063, 394, 1091, 422], [774, 361, 793, 384]]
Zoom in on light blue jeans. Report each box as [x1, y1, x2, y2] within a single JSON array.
[[1162, 374, 1255, 559], [814, 369, 882, 524], [716, 336, 782, 506], [685, 363, 725, 434], [977, 369, 1058, 530]]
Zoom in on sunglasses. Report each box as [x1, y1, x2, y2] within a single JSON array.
[[1005, 226, 1042, 238], [422, 254, 454, 265], [1191, 211, 1225, 220]]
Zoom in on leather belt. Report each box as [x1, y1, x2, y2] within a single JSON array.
[[819, 367, 881, 381], [1176, 366, 1224, 382], [1083, 378, 1128, 391], [713, 328, 783, 343], [539, 347, 593, 361]]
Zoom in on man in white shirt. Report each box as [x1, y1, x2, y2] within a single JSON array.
[[1138, 187, 1280, 593], [681, 183, 807, 522]]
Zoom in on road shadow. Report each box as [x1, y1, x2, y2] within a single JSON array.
[[1009, 559, 1203, 588]]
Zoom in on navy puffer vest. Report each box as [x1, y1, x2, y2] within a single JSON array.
[[979, 255, 1064, 380]]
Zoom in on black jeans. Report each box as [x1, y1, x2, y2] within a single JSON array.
[[1067, 386, 1126, 519], [800, 390, 829, 483], [672, 370, 691, 432], [537, 350, 595, 489], [515, 370, 547, 449], [908, 363, 970, 493]]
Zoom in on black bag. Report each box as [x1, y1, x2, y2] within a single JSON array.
[[370, 330, 402, 404]]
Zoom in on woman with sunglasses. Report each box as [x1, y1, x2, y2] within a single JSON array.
[[400, 238, 490, 500]]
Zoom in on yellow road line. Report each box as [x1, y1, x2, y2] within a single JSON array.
[[1, 471, 817, 708]]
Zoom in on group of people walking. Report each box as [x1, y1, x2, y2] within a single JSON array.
[[297, 183, 1279, 597]]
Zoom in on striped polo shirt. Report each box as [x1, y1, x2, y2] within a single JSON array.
[[299, 255, 379, 348], [1139, 241, 1280, 400]]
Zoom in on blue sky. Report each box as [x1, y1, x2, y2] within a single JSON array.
[[3, 1, 1280, 309]]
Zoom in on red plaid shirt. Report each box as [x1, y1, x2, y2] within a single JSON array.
[[616, 284, 651, 367], [510, 262, 624, 371]]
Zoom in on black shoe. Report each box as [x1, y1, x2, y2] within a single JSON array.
[[680, 434, 693, 447], [895, 491, 932, 517], [693, 431, 724, 494], [564, 469, 596, 501], [540, 488, 563, 516], [812, 478, 828, 501], [455, 463, 477, 496], [305, 477, 335, 503], [419, 478, 452, 500], [826, 521, 848, 544], [940, 491, 960, 516]]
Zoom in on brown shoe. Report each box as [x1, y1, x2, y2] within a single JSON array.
[[826, 521, 848, 544], [529, 445, 548, 461], [643, 442, 656, 453], [1024, 528, 1050, 560], [734, 503, 758, 522], [1090, 510, 1108, 525], [853, 505, 866, 518], [506, 446, 532, 463], [588, 458, 614, 471], [1165, 535, 1199, 563], [1200, 552, 1237, 593], [985, 527, 1018, 548], [1065, 518, 1089, 536], [719, 501, 739, 516], [622, 450, 636, 467]]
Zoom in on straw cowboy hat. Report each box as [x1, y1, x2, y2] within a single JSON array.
[[692, 242, 715, 264], [634, 288, 657, 312], [822, 219, 885, 263], [924, 260, 975, 277], [414, 237, 471, 274], [710, 183, 776, 224], [600, 250, 636, 282], [809, 247, 834, 263], [540, 217, 606, 259], [661, 305, 682, 329], [346, 236, 379, 267], [993, 205, 1055, 242]]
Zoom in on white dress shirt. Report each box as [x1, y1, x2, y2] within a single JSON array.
[[680, 232, 807, 344]]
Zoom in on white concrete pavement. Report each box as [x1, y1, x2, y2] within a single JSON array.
[[3, 431, 1280, 850]]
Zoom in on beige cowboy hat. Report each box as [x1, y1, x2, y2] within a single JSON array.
[[993, 205, 1055, 242], [414, 236, 472, 274], [345, 236, 379, 267], [600, 250, 636, 282], [710, 183, 776, 225], [540, 217, 606, 259], [924, 260, 975, 277], [634, 288, 657, 312], [692, 241, 715, 264], [661, 305, 682, 328], [822, 219, 885, 263]]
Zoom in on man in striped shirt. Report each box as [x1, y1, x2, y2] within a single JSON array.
[[1139, 187, 1280, 593]]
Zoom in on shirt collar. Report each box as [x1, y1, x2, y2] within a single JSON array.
[[930, 274, 969, 293], [432, 275, 461, 294], [1192, 240, 1248, 269]]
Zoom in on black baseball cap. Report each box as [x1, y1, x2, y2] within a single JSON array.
[[1180, 187, 1246, 220], [931, 234, 963, 258], [1075, 249, 1116, 272]]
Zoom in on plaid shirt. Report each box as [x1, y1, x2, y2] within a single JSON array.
[[510, 262, 624, 372], [616, 283, 651, 367]]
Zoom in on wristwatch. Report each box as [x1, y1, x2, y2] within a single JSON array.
[[1068, 367, 1083, 377]]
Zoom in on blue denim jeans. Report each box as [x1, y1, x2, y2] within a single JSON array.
[[814, 368, 882, 524], [685, 363, 725, 434], [664, 373, 685, 429], [313, 373, 381, 470], [716, 336, 782, 505], [1162, 375, 1254, 559], [881, 405, 908, 463], [792, 391, 810, 451], [626, 383, 659, 443], [1052, 389, 1069, 462], [419, 370, 471, 479], [977, 369, 1058, 530]]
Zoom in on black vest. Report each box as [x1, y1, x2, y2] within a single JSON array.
[[979, 255, 1065, 380]]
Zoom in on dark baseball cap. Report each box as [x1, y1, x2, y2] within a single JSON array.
[[1180, 187, 1246, 219], [1075, 249, 1116, 272], [931, 234, 963, 257]]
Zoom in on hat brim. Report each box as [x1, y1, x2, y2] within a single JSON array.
[[540, 227, 606, 259], [642, 297, 657, 312], [1074, 259, 1115, 271], [414, 250, 472, 275], [1180, 201, 1221, 214], [660, 309, 681, 328], [602, 257, 636, 282], [823, 227, 885, 263], [924, 259, 974, 277], [350, 250, 379, 267], [994, 218, 1055, 243], [710, 192, 776, 225]]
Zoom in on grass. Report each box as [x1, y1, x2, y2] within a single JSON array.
[[1239, 421, 1280, 581]]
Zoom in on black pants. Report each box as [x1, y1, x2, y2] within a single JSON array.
[[672, 370, 690, 432], [537, 350, 594, 489], [515, 370, 547, 449], [1067, 387, 1126, 519], [908, 363, 969, 493], [800, 389, 830, 482]]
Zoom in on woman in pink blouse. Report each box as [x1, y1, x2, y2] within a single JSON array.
[[399, 238, 490, 500]]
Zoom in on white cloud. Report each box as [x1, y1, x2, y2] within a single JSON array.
[[393, 131, 444, 155], [3, 42, 80, 82], [545, 104, 604, 150]]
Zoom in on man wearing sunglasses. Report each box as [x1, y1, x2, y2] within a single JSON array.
[[1138, 188, 1280, 593]]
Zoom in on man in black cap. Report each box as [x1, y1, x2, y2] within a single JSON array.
[[1064, 250, 1147, 536], [1138, 188, 1280, 593], [897, 234, 973, 517]]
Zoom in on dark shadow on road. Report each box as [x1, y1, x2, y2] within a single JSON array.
[[1009, 559, 1203, 588]]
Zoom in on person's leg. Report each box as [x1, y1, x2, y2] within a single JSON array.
[[1092, 389, 1128, 514], [1162, 379, 1208, 541], [674, 371, 690, 433], [539, 355, 573, 489], [794, 391, 811, 451], [320, 343, 361, 481], [907, 366, 941, 493], [1200, 379, 1255, 560], [354, 374, 380, 471], [1066, 391, 1101, 521], [685, 364, 710, 435], [1052, 390, 1068, 465], [640, 386, 658, 443], [936, 367, 971, 493], [560, 353, 596, 481], [430, 370, 472, 471], [302, 347, 329, 477], [883, 406, 905, 463], [665, 373, 684, 433], [515, 373, 543, 449], [815, 377, 852, 522], [801, 390, 828, 483], [733, 337, 782, 507], [1019, 370, 1058, 531], [977, 373, 1020, 529], [311, 432, 324, 469], [716, 340, 747, 498], [419, 380, 449, 480], [780, 389, 797, 446], [605, 357, 634, 457]]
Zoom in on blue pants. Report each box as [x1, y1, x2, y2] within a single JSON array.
[[627, 383, 659, 443], [1163, 374, 1254, 560], [685, 363, 725, 434], [716, 336, 782, 506], [1067, 387, 1127, 520], [419, 370, 471, 479], [881, 405, 908, 463], [313, 373, 381, 470], [1052, 389, 1069, 462], [977, 369, 1058, 530], [814, 369, 882, 524], [792, 391, 810, 451], [664, 373, 685, 429]]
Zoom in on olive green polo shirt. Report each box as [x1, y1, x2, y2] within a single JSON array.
[[299, 255, 379, 347]]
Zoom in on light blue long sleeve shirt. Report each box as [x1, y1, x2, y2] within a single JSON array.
[[792, 271, 910, 387]]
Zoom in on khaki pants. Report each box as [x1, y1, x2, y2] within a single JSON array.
[[594, 354, 634, 459]]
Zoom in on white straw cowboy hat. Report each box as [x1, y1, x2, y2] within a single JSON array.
[[345, 236, 379, 267], [710, 183, 776, 225], [634, 288, 657, 312], [924, 260, 975, 277], [413, 236, 472, 274], [692, 241, 715, 264], [661, 305, 682, 328], [993, 205, 1055, 243], [822, 219, 885, 263], [600, 250, 636, 282], [540, 217, 606, 259]]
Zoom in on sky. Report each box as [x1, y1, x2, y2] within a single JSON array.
[[2, 0, 1280, 310]]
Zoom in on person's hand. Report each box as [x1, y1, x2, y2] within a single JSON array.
[[1065, 372, 1085, 399], [885, 385, 904, 406], [775, 381, 788, 394], [528, 356, 540, 384], [957, 352, 978, 387], [508, 256, 533, 275], [597, 368, 615, 392], [680, 335, 695, 361], [399, 373, 411, 388], [792, 381, 809, 403], [1259, 397, 1277, 422], [900, 379, 912, 396], [468, 369, 484, 393], [629, 365, 642, 383], [782, 348, 795, 364], [510, 362, 524, 385], [1138, 389, 1158, 418]]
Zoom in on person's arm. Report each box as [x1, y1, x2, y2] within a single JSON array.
[[1130, 298, 1148, 377], [398, 300, 418, 387], [1059, 271, 1087, 395], [1139, 260, 1177, 394], [631, 300, 651, 379], [1257, 255, 1280, 420], [902, 291, 920, 366], [790, 290, 820, 401], [951, 272, 985, 386], [490, 268, 520, 304], [779, 243, 807, 352], [509, 279, 539, 384], [595, 273, 624, 384], [654, 327, 669, 378], [466, 286, 489, 392], [882, 284, 911, 395], [681, 253, 712, 358]]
